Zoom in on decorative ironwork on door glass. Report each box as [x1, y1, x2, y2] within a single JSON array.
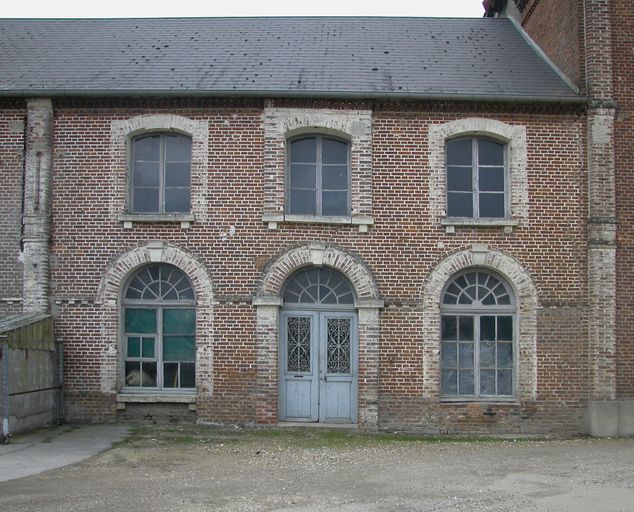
[[327, 318, 351, 374], [287, 316, 311, 372]]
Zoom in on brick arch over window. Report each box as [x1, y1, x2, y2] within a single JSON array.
[[253, 243, 383, 428], [428, 117, 528, 226], [96, 242, 214, 400], [110, 114, 209, 223], [421, 246, 538, 400]]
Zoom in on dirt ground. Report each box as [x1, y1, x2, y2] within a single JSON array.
[[1, 425, 633, 512]]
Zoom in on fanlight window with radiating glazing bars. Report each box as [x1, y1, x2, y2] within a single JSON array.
[[123, 264, 196, 390], [283, 267, 355, 306]]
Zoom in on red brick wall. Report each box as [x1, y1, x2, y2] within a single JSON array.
[[517, 0, 584, 89], [613, 0, 634, 399], [0, 100, 25, 317], [42, 98, 589, 433]]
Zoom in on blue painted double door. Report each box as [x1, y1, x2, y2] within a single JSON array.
[[280, 310, 357, 423]]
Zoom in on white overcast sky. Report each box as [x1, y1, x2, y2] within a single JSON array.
[[3, 0, 485, 19]]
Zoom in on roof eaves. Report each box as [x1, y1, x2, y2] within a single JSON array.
[[0, 88, 586, 105]]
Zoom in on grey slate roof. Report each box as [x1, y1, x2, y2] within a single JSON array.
[[0, 17, 580, 102]]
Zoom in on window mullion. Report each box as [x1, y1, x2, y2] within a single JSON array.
[[474, 314, 480, 398], [316, 136, 323, 215], [158, 307, 163, 389], [159, 135, 166, 214]]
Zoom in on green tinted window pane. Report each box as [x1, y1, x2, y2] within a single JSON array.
[[142, 337, 155, 358], [125, 308, 156, 334], [164, 362, 178, 388], [163, 309, 195, 334], [180, 363, 195, 388], [127, 337, 140, 358], [163, 336, 195, 361]]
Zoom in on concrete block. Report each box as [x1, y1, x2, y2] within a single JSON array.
[[618, 400, 634, 436], [589, 400, 619, 437]]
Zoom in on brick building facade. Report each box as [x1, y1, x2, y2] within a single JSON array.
[[0, 5, 631, 436]]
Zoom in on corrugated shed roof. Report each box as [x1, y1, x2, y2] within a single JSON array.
[[0, 17, 580, 102]]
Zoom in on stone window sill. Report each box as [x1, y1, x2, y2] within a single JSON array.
[[441, 218, 519, 234], [440, 397, 518, 404], [263, 214, 373, 232], [116, 392, 196, 410], [118, 213, 195, 229]]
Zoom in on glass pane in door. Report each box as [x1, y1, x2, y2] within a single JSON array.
[[326, 318, 351, 374]]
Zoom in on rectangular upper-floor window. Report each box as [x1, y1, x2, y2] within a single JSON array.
[[287, 135, 350, 217], [446, 137, 507, 219], [131, 133, 192, 213]]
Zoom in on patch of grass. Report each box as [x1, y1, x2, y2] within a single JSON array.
[[110, 422, 544, 450]]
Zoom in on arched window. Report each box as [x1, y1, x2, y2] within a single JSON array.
[[283, 267, 355, 306], [446, 136, 507, 219], [131, 133, 192, 213], [440, 269, 515, 398], [287, 135, 350, 216], [123, 264, 196, 390]]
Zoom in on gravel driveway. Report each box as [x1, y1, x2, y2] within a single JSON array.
[[1, 425, 633, 511]]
